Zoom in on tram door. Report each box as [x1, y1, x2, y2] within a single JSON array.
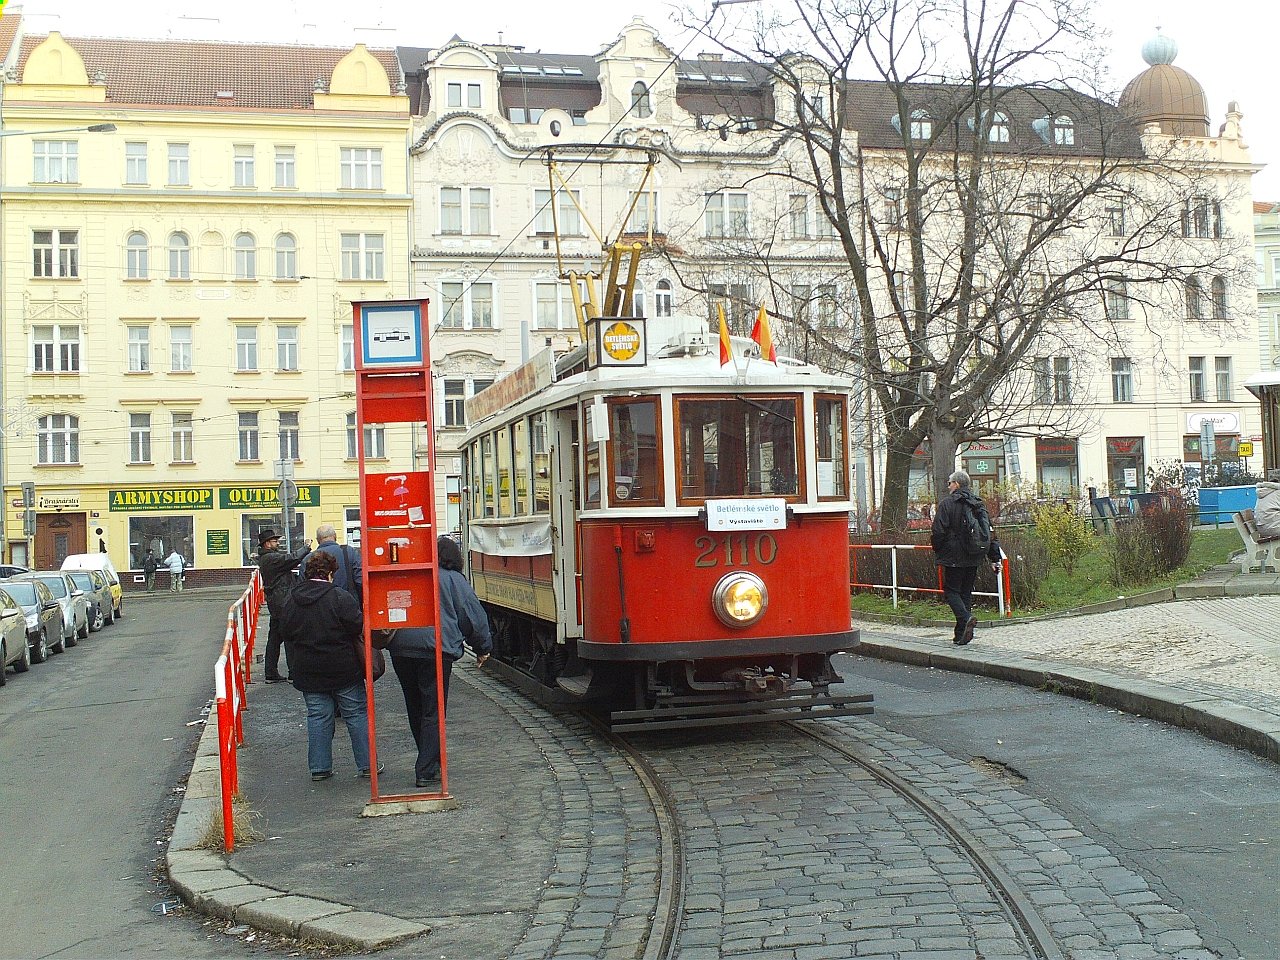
[[550, 407, 583, 642]]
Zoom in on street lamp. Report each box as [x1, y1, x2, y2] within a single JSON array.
[[0, 120, 117, 565]]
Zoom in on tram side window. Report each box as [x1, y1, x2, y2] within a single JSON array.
[[479, 434, 496, 518], [512, 417, 530, 515], [532, 412, 551, 513], [815, 395, 848, 499], [677, 396, 800, 502], [583, 402, 602, 510], [608, 398, 661, 506], [496, 425, 513, 518]]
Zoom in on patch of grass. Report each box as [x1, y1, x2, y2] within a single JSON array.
[[850, 528, 1241, 621], [196, 794, 265, 851]]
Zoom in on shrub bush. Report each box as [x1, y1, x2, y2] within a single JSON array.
[[1032, 501, 1093, 574], [1105, 497, 1191, 586], [992, 528, 1051, 609]]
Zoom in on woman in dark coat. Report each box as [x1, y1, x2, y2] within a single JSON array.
[[386, 535, 492, 788], [278, 550, 372, 781]]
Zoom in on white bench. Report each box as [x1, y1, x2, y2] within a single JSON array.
[[1232, 508, 1280, 574]]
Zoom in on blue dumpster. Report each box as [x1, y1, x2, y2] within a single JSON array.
[[1197, 485, 1257, 524]]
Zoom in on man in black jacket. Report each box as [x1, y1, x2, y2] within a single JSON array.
[[930, 470, 1002, 646], [255, 528, 310, 682]]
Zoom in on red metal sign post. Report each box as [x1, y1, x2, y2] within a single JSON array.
[[352, 299, 450, 810]]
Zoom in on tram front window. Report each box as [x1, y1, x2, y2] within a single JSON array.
[[677, 395, 800, 502], [608, 398, 661, 505]]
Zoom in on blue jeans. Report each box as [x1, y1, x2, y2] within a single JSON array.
[[303, 683, 370, 775]]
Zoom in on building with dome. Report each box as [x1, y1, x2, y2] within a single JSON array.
[[1120, 30, 1210, 137]]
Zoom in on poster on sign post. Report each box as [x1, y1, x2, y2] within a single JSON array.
[[352, 299, 454, 814]]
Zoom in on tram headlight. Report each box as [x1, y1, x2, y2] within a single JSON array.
[[711, 571, 768, 628]]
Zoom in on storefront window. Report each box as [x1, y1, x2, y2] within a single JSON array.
[[1035, 437, 1079, 494], [1106, 437, 1145, 494], [676, 395, 800, 502], [608, 398, 661, 506], [241, 512, 305, 565], [815, 395, 848, 499], [129, 516, 194, 569], [961, 438, 1005, 496]]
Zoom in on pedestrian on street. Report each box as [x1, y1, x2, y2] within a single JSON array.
[[164, 549, 186, 593], [385, 535, 492, 788], [930, 469, 1002, 646], [312, 523, 362, 608], [256, 528, 310, 683], [277, 550, 375, 781], [142, 550, 159, 593]]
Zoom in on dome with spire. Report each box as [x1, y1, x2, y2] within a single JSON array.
[[1120, 29, 1209, 136]]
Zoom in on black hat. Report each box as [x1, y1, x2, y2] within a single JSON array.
[[257, 529, 280, 548]]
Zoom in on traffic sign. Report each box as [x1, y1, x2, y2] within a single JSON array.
[[277, 479, 299, 507]]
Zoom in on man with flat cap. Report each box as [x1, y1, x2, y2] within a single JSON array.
[[256, 528, 310, 682]]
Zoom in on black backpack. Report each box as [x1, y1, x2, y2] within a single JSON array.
[[959, 499, 993, 559]]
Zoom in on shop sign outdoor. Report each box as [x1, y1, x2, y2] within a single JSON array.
[[109, 487, 215, 512], [218, 485, 320, 509], [38, 492, 81, 510]]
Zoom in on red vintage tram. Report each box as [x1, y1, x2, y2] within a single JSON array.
[[460, 312, 872, 729]]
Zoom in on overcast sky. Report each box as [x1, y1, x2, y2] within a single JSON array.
[[15, 0, 1277, 198]]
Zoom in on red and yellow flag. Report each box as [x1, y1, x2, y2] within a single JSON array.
[[751, 305, 777, 364], [717, 304, 732, 366]]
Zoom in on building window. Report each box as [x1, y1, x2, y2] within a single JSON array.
[[1185, 275, 1205, 319], [440, 187, 462, 234], [126, 232, 149, 279], [508, 106, 545, 124], [534, 281, 571, 329], [469, 187, 491, 234], [129, 413, 152, 463], [1215, 356, 1232, 401], [33, 229, 79, 278], [340, 324, 354, 371], [1211, 276, 1228, 319], [237, 412, 260, 461], [170, 325, 192, 372], [235, 325, 258, 372], [789, 194, 808, 238], [655, 279, 674, 317], [340, 147, 382, 189], [467, 83, 481, 108], [1104, 280, 1129, 320], [446, 83, 461, 107], [171, 412, 193, 462], [340, 233, 384, 280], [534, 188, 582, 235], [33, 324, 80, 373], [168, 143, 190, 186], [274, 146, 295, 188], [37, 414, 79, 465], [1111, 357, 1133, 402], [987, 112, 1010, 143], [630, 81, 652, 118], [233, 144, 255, 187], [1053, 356, 1072, 403], [345, 412, 386, 459], [33, 140, 78, 183], [127, 325, 151, 373], [125, 142, 148, 184], [234, 232, 257, 280], [1106, 203, 1125, 236], [168, 232, 191, 280], [909, 110, 931, 140], [1182, 197, 1223, 239], [632, 281, 646, 318], [278, 411, 300, 461], [440, 281, 494, 330], [277, 324, 299, 371], [1188, 356, 1205, 401], [626, 191, 658, 234], [1032, 357, 1051, 404], [883, 187, 903, 229], [274, 233, 297, 280], [571, 109, 587, 126], [1052, 115, 1075, 145], [441, 187, 491, 235], [705, 191, 748, 237]]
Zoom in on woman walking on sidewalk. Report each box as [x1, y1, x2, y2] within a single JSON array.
[[278, 550, 375, 781]]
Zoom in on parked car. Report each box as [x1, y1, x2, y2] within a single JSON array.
[[0, 564, 29, 579], [0, 579, 65, 661], [11, 572, 88, 645], [66, 569, 114, 631], [0, 587, 32, 684], [61, 554, 123, 618]]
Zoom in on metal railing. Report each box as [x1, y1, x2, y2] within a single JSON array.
[[213, 571, 264, 853], [850, 542, 1011, 617]]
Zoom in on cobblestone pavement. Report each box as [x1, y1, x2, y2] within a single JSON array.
[[857, 597, 1280, 716]]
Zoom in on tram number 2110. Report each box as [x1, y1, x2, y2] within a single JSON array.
[[693, 533, 779, 568]]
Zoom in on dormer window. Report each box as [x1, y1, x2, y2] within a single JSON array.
[[909, 110, 931, 140], [631, 82, 652, 119], [988, 112, 1010, 143], [1052, 115, 1074, 145]]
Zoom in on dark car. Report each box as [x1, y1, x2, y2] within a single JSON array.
[[8, 572, 86, 646], [66, 569, 114, 631], [0, 564, 29, 579], [0, 587, 32, 683], [0, 579, 65, 663]]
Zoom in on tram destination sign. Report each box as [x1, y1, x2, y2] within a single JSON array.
[[705, 498, 787, 531]]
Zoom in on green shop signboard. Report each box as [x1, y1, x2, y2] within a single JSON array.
[[109, 487, 215, 512], [206, 530, 231, 555], [218, 485, 320, 509]]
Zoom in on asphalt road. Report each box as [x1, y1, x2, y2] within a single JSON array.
[[0, 591, 283, 960], [839, 651, 1280, 960]]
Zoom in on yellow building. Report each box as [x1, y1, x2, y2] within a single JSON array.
[[0, 27, 414, 582]]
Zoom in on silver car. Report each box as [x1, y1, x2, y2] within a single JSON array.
[[0, 579, 65, 661], [0, 588, 31, 684], [66, 569, 114, 631], [12, 573, 88, 645]]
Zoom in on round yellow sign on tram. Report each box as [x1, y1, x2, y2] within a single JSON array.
[[602, 321, 642, 362]]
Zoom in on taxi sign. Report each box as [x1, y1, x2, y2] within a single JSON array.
[[1238, 441, 1254, 457]]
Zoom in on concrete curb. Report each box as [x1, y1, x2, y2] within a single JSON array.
[[164, 705, 430, 951], [855, 635, 1280, 764]]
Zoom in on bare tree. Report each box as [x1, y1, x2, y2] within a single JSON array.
[[680, 0, 1248, 528]]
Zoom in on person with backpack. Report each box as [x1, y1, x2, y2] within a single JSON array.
[[930, 469, 1002, 646], [312, 523, 361, 609], [142, 550, 159, 593], [256, 528, 311, 682]]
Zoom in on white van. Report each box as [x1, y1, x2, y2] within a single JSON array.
[[60, 554, 123, 617]]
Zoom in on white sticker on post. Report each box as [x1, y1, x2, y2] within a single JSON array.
[[388, 608, 407, 623], [705, 498, 787, 531]]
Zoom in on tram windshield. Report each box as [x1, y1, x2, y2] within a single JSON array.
[[677, 395, 800, 502]]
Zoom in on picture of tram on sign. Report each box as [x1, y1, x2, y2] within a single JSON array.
[[361, 304, 423, 365]]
